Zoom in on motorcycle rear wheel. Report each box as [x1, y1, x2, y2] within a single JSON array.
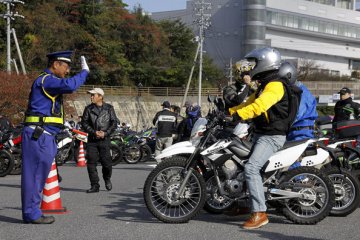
[[279, 166, 335, 224], [203, 173, 235, 214], [143, 156, 206, 223], [139, 144, 152, 162], [0, 149, 15, 177], [324, 166, 360, 216]]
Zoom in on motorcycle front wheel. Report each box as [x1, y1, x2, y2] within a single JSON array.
[[110, 143, 123, 166], [279, 166, 335, 224], [10, 148, 22, 175], [143, 156, 206, 223], [0, 149, 15, 177], [123, 144, 142, 164]]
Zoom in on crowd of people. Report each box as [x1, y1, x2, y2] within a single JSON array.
[[3, 47, 358, 227]]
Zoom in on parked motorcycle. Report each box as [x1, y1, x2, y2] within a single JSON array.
[[143, 111, 335, 224], [0, 126, 22, 176]]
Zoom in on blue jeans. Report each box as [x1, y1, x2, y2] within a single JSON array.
[[245, 134, 286, 212]]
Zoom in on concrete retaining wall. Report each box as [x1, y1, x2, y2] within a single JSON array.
[[68, 95, 212, 131]]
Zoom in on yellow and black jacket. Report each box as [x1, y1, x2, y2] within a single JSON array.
[[229, 80, 289, 135]]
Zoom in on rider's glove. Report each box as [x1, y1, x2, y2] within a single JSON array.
[[81, 56, 90, 73], [231, 112, 242, 122]]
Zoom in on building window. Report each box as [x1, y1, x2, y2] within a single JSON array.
[[337, 0, 353, 10], [330, 70, 340, 76], [267, 10, 360, 39], [352, 60, 360, 70]]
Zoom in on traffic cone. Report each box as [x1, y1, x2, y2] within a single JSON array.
[[77, 141, 86, 167], [41, 161, 67, 214]]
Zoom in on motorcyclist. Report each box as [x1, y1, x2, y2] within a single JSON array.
[[278, 62, 318, 141], [223, 60, 258, 113], [229, 47, 290, 229]]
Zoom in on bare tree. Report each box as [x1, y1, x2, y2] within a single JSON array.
[[297, 58, 322, 81]]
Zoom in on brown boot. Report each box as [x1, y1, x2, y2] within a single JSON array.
[[242, 212, 269, 229]]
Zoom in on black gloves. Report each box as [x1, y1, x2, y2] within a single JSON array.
[[231, 112, 242, 122]]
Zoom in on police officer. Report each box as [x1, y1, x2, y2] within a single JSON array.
[[21, 51, 89, 224]]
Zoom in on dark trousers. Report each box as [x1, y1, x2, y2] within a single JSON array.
[[86, 139, 112, 187]]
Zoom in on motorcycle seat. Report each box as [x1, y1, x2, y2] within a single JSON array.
[[280, 139, 309, 150]]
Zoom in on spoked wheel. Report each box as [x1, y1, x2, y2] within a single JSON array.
[[324, 167, 360, 216], [279, 167, 335, 224], [123, 144, 142, 164], [143, 156, 206, 223], [203, 173, 235, 214], [0, 150, 15, 177], [110, 143, 123, 166]]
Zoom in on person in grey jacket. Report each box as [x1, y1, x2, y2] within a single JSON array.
[[81, 88, 118, 193]]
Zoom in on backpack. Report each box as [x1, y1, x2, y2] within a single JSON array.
[[280, 79, 303, 131]]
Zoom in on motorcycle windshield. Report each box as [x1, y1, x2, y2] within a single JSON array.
[[190, 118, 208, 146]]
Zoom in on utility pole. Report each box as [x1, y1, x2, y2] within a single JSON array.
[[0, 0, 25, 74], [194, 0, 211, 106], [228, 58, 233, 85], [181, 42, 200, 115]]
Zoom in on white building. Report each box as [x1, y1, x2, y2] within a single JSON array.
[[152, 0, 360, 76]]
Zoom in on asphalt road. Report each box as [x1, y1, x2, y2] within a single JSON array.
[[1, 162, 360, 240]]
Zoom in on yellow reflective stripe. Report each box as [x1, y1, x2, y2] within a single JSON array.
[[41, 74, 60, 115], [25, 116, 63, 124]]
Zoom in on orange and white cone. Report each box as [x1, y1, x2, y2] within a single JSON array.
[[77, 141, 86, 167], [41, 161, 67, 214]]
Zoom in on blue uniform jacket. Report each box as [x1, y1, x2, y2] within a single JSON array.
[[27, 68, 88, 134], [287, 82, 318, 141]]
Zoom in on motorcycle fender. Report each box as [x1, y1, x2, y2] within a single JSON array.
[[57, 137, 72, 148], [301, 148, 330, 167], [327, 140, 354, 149], [161, 141, 192, 153], [264, 140, 314, 172], [155, 146, 196, 160]]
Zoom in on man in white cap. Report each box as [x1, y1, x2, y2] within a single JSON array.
[[81, 88, 118, 193]]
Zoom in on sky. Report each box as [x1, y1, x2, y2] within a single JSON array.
[[122, 0, 187, 13]]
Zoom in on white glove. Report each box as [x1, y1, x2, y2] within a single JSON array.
[[81, 56, 89, 72]]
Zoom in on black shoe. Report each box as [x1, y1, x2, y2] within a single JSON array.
[[105, 180, 112, 191], [58, 174, 62, 183], [86, 185, 100, 193], [24, 215, 55, 224]]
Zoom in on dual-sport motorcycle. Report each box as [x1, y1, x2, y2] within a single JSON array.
[[143, 105, 335, 224], [151, 99, 360, 218]]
